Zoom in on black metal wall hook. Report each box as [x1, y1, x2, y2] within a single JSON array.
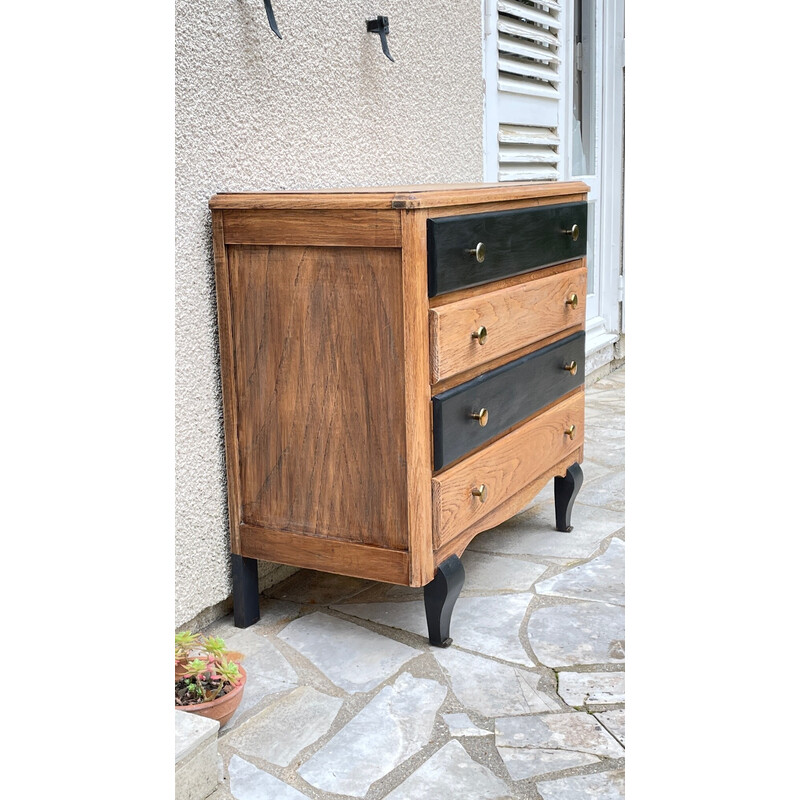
[[366, 16, 394, 62], [262, 0, 282, 39]]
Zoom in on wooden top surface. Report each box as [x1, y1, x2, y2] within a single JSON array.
[[209, 181, 590, 211]]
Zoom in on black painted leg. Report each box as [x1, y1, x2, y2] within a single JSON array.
[[231, 554, 261, 628], [554, 462, 584, 532], [423, 555, 465, 648]]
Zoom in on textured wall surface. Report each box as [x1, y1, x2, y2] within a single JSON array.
[[175, 0, 485, 626]]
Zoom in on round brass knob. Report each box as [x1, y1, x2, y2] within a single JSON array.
[[471, 484, 488, 503], [563, 224, 580, 241], [565, 424, 576, 440], [471, 326, 488, 345], [564, 361, 578, 376], [566, 293, 579, 309], [470, 408, 489, 427], [467, 242, 486, 263]]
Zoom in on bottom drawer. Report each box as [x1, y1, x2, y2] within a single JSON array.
[[432, 390, 584, 549]]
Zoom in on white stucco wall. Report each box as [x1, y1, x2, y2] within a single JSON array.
[[175, 0, 485, 626]]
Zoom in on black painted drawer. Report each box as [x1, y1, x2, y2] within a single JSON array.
[[427, 202, 587, 297], [432, 331, 585, 471]]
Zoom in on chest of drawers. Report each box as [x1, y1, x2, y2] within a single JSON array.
[[210, 182, 588, 646]]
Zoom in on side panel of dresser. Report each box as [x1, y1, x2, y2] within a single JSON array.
[[212, 209, 424, 586]]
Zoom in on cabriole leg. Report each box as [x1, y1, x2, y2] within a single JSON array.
[[231, 554, 260, 628], [423, 554, 465, 648], [554, 462, 584, 532]]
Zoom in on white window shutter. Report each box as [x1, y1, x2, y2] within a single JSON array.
[[485, 0, 564, 181]]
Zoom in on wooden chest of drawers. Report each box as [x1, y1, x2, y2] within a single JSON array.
[[210, 182, 588, 646]]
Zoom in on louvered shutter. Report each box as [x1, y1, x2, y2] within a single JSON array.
[[485, 0, 564, 181]]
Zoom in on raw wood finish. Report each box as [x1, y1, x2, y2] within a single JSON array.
[[427, 202, 588, 297], [227, 244, 409, 550], [211, 211, 244, 554], [222, 209, 401, 248], [432, 391, 585, 550], [430, 264, 587, 383], [432, 331, 585, 471], [433, 448, 583, 564], [239, 525, 410, 585], [400, 210, 436, 586], [209, 181, 590, 211]]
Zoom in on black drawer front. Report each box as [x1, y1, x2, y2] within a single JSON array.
[[432, 331, 585, 471], [427, 202, 587, 297]]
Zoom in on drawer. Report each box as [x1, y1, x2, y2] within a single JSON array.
[[432, 391, 584, 549], [429, 264, 587, 383], [427, 202, 587, 297], [432, 331, 584, 471]]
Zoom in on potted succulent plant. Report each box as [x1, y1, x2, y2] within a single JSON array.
[[175, 631, 246, 727]]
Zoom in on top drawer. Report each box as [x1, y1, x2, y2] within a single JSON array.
[[427, 202, 587, 297]]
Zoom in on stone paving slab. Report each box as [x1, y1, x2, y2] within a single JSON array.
[[277, 611, 421, 694], [528, 601, 625, 667], [537, 538, 625, 606], [595, 709, 625, 746], [228, 755, 311, 800], [470, 505, 624, 562], [495, 712, 624, 780], [537, 768, 625, 800], [557, 672, 625, 707], [225, 686, 342, 767], [297, 672, 447, 797], [335, 593, 535, 666], [442, 712, 493, 737], [433, 648, 560, 717], [223, 639, 299, 731], [383, 740, 513, 800]]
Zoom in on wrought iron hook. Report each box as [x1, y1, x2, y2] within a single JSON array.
[[263, 0, 282, 39], [366, 16, 394, 62]]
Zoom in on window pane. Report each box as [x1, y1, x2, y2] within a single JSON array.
[[572, 0, 597, 176]]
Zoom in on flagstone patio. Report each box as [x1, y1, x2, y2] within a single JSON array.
[[183, 365, 625, 800]]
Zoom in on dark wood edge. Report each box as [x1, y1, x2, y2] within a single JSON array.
[[239, 524, 411, 586], [433, 446, 584, 563]]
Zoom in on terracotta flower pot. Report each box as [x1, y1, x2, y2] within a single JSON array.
[[175, 666, 246, 728]]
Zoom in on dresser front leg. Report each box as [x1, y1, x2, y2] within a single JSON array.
[[231, 554, 261, 628], [554, 462, 584, 532], [424, 555, 465, 648]]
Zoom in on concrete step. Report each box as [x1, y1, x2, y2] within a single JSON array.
[[175, 710, 222, 800]]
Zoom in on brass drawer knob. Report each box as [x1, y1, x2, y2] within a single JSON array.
[[564, 361, 578, 375], [470, 408, 489, 427], [565, 424, 576, 440], [466, 242, 486, 263], [566, 293, 579, 309], [471, 484, 488, 503], [471, 325, 488, 345], [562, 224, 580, 241]]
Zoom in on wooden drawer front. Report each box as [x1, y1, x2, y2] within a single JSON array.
[[427, 202, 587, 297], [429, 264, 586, 383], [432, 331, 584, 471], [433, 391, 584, 549]]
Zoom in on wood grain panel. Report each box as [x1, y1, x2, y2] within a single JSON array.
[[239, 524, 410, 585], [400, 210, 435, 587], [433, 448, 583, 563], [228, 245, 409, 549], [430, 265, 587, 383], [432, 391, 585, 549], [223, 209, 401, 247], [209, 182, 589, 211], [211, 211, 243, 554]]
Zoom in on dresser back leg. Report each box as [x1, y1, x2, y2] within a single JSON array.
[[424, 554, 465, 648], [231, 554, 261, 628], [554, 462, 584, 532]]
